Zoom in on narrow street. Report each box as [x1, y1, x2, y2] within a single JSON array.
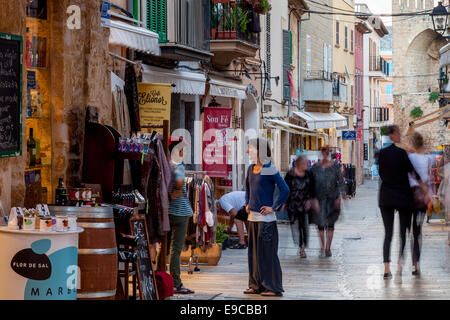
[[175, 180, 450, 300]]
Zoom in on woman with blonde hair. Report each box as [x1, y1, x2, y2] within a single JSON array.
[[408, 132, 433, 276]]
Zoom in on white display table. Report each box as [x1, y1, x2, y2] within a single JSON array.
[[0, 227, 83, 300]]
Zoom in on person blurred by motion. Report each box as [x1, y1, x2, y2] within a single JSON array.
[[310, 145, 344, 258], [284, 155, 315, 258], [217, 191, 248, 249], [378, 125, 423, 281], [243, 138, 290, 297], [164, 137, 194, 294], [408, 132, 433, 276]]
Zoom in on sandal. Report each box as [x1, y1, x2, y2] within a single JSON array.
[[229, 243, 247, 249], [260, 291, 283, 297], [243, 288, 260, 294], [174, 286, 195, 294]]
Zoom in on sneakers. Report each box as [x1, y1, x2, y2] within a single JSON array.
[[383, 272, 392, 280], [319, 249, 326, 258], [325, 250, 332, 257]]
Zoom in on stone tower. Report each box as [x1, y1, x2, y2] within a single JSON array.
[[392, 0, 448, 149]]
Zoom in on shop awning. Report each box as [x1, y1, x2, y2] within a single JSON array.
[[208, 77, 248, 100], [293, 111, 347, 130], [142, 64, 206, 95], [109, 20, 161, 56], [264, 119, 326, 138], [440, 43, 450, 68]]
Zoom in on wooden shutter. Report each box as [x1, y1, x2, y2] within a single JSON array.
[[327, 44, 332, 76], [323, 42, 328, 76], [146, 0, 167, 43], [345, 26, 348, 50], [336, 21, 339, 45], [283, 29, 291, 101], [351, 30, 354, 52]]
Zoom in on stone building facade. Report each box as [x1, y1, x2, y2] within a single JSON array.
[[392, 0, 449, 151], [0, 0, 111, 213]]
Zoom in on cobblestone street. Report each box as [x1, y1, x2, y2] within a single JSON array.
[[175, 180, 450, 300]]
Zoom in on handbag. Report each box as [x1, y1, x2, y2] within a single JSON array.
[[413, 185, 428, 210]]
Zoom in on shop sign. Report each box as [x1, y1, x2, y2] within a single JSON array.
[[356, 130, 362, 141], [203, 107, 232, 178], [137, 83, 171, 134], [2, 238, 78, 300], [342, 131, 357, 140], [100, 1, 111, 28]]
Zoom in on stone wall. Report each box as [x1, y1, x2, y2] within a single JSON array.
[[392, 0, 448, 149], [0, 0, 27, 213], [0, 0, 111, 213]]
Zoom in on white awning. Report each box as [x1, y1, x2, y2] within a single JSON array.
[[208, 77, 247, 100], [440, 43, 450, 67], [109, 20, 161, 56], [142, 64, 206, 95], [293, 111, 347, 130], [264, 119, 326, 138]]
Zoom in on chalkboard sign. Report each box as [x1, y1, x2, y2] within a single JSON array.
[[129, 215, 159, 300], [0, 33, 22, 158]]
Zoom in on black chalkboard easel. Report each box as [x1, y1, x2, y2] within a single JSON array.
[[0, 33, 22, 158], [129, 215, 159, 300]]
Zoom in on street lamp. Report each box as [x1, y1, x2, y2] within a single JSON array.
[[430, 1, 449, 37]]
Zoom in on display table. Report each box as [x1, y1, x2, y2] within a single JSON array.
[[0, 227, 83, 300]]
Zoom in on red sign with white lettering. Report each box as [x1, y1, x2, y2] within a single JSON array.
[[203, 107, 232, 178]]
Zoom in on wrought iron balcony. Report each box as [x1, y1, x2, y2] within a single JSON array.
[[209, 0, 260, 65]]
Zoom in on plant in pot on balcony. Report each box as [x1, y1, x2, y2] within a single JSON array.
[[254, 0, 271, 14]]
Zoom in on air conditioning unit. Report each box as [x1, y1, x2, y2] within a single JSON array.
[[263, 104, 272, 113]]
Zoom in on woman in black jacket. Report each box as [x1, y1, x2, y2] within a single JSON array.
[[284, 155, 315, 258], [378, 125, 423, 281]]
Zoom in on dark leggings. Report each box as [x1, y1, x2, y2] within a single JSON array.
[[412, 210, 426, 264], [380, 207, 412, 263]]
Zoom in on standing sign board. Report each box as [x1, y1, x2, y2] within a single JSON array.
[[203, 107, 232, 178], [137, 83, 171, 135], [129, 215, 158, 300], [100, 1, 111, 27], [342, 131, 357, 141], [0, 33, 22, 158]]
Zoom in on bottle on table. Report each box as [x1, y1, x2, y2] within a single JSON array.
[[55, 178, 68, 206], [27, 128, 36, 167]]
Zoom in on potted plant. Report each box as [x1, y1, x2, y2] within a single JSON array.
[[254, 0, 271, 14], [429, 91, 439, 103], [410, 106, 424, 119], [216, 223, 229, 250]]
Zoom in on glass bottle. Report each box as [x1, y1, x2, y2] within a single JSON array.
[[55, 178, 68, 206], [27, 128, 36, 167]]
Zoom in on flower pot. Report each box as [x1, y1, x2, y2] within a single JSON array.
[[215, 30, 237, 40], [180, 243, 223, 266]]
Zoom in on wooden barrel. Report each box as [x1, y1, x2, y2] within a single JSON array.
[[49, 206, 117, 300]]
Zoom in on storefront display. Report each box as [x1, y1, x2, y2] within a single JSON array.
[[25, 1, 52, 206], [0, 201, 83, 300]]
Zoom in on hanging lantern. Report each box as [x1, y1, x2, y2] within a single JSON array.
[[430, 1, 449, 36]]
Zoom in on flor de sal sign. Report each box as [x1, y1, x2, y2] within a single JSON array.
[[0, 228, 82, 300]]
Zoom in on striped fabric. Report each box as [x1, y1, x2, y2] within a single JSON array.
[[169, 163, 194, 217]]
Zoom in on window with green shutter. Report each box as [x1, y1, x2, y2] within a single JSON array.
[[282, 29, 291, 101], [146, 0, 167, 43]]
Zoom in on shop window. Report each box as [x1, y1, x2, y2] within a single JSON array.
[[25, 0, 53, 206]]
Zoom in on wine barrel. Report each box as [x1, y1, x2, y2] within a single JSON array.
[[49, 206, 117, 300]]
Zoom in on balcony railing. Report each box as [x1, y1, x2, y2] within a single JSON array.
[[170, 0, 211, 52], [210, 0, 260, 46], [305, 69, 332, 81], [370, 56, 390, 76], [371, 107, 390, 122]]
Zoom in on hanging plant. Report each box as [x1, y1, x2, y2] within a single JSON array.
[[254, 0, 271, 14], [410, 106, 424, 119], [429, 91, 439, 103], [380, 126, 389, 136]]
